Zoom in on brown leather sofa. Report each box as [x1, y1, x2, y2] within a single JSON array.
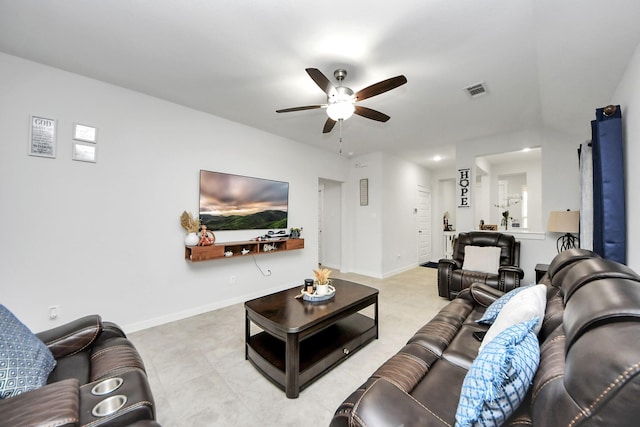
[[438, 231, 524, 300], [331, 249, 640, 426], [0, 315, 159, 427]]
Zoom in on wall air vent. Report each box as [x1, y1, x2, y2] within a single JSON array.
[[465, 82, 487, 98]]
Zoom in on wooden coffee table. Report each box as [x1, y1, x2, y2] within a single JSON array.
[[244, 279, 379, 398]]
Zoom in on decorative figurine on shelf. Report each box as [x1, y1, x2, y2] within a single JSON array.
[[180, 211, 201, 246], [197, 225, 214, 246], [263, 243, 277, 252], [241, 248, 250, 255], [224, 251, 233, 257]]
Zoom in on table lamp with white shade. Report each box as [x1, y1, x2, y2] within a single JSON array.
[[547, 210, 580, 253]]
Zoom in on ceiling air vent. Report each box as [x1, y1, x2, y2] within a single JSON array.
[[465, 82, 487, 98]]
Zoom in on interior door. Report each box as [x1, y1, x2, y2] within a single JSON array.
[[318, 184, 324, 266], [417, 187, 431, 264]]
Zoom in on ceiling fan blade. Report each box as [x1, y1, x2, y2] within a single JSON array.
[[276, 105, 324, 113], [354, 105, 390, 122], [323, 118, 337, 133], [306, 68, 335, 96], [355, 75, 407, 101]]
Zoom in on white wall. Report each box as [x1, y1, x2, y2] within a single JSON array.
[[430, 171, 457, 260], [454, 129, 580, 283], [380, 155, 431, 277], [318, 179, 342, 269], [474, 158, 492, 228], [342, 152, 383, 277], [6, 42, 635, 333], [341, 152, 431, 278], [487, 158, 542, 230], [0, 53, 349, 332], [613, 41, 640, 272]]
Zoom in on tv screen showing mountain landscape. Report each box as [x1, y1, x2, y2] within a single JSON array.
[[199, 170, 289, 231]]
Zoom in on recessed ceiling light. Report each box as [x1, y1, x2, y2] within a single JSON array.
[[433, 155, 442, 161]]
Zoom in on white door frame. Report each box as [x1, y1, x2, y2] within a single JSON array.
[[417, 186, 432, 265]]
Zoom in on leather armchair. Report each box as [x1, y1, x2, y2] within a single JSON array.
[[0, 315, 157, 427], [437, 231, 523, 300]]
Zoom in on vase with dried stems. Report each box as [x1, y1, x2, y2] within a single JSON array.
[[180, 211, 200, 246], [313, 267, 332, 296]]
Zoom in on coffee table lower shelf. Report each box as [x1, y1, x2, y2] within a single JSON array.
[[247, 313, 376, 397]]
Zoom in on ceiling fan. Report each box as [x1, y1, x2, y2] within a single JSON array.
[[276, 68, 407, 133]]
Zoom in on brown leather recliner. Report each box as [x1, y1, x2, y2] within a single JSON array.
[[0, 315, 158, 427], [331, 249, 640, 426], [437, 231, 524, 300]]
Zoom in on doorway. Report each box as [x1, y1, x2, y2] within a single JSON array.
[[318, 179, 342, 269], [417, 187, 432, 265]]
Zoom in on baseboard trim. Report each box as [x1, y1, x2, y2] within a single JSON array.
[[382, 263, 419, 278], [123, 282, 296, 333], [124, 264, 420, 332]]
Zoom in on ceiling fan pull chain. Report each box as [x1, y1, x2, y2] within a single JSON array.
[[339, 118, 343, 154]]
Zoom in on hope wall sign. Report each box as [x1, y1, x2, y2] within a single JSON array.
[[457, 168, 471, 208]]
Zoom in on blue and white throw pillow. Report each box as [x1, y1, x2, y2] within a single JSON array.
[[0, 305, 56, 399], [477, 285, 532, 325], [478, 285, 546, 352], [455, 318, 540, 427]]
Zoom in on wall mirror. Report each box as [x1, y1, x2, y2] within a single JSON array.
[[474, 147, 542, 231]]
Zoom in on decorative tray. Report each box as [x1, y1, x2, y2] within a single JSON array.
[[301, 285, 336, 302]]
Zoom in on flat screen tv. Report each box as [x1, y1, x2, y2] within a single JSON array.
[[199, 170, 289, 231]]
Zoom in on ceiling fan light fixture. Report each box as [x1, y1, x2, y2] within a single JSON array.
[[327, 101, 355, 120], [276, 68, 407, 133]]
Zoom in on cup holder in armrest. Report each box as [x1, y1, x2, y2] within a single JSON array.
[[91, 377, 124, 395], [92, 395, 128, 417]]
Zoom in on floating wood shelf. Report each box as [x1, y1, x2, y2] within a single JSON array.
[[185, 238, 304, 262]]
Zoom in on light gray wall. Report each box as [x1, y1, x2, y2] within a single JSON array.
[[318, 179, 342, 270], [340, 152, 431, 278], [0, 52, 349, 332], [0, 52, 433, 333], [342, 152, 383, 277], [380, 154, 431, 277], [430, 171, 457, 260], [613, 41, 640, 272], [4, 40, 638, 333], [454, 129, 581, 283], [489, 159, 542, 230]]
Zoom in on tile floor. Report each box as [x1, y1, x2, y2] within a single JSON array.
[[129, 266, 448, 427]]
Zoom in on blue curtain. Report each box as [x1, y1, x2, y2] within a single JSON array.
[[591, 105, 626, 264]]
